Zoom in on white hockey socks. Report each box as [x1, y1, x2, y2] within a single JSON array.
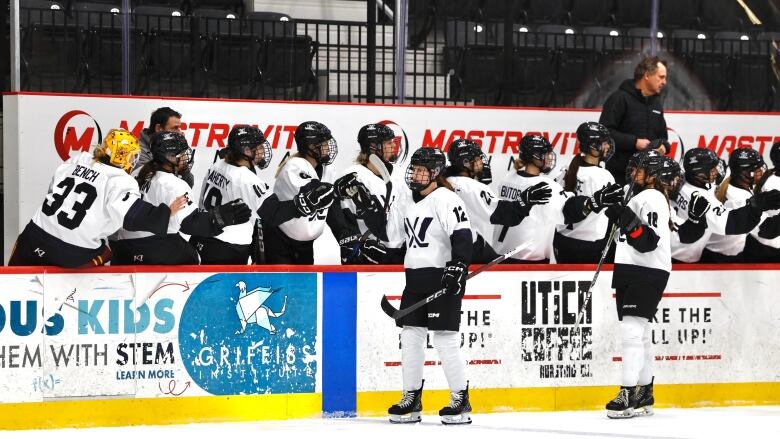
[[637, 320, 654, 386], [620, 316, 649, 387], [401, 326, 427, 391], [433, 330, 467, 392]]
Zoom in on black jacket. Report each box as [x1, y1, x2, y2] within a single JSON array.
[[599, 79, 668, 184]]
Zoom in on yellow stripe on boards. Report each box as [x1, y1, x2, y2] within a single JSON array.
[[357, 382, 780, 417], [0, 393, 321, 431]]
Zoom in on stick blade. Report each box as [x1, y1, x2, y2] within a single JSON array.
[[380, 295, 399, 319]]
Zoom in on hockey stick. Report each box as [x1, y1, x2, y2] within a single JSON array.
[[380, 241, 531, 320], [572, 153, 648, 333], [368, 153, 392, 184]]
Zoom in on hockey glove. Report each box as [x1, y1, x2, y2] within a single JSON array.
[[360, 238, 387, 264], [294, 181, 335, 216], [687, 191, 711, 224], [441, 260, 468, 296], [479, 158, 493, 185], [749, 189, 780, 212], [518, 182, 552, 208], [588, 183, 624, 212], [211, 199, 252, 228], [339, 233, 363, 264], [334, 172, 360, 200], [605, 205, 642, 234]]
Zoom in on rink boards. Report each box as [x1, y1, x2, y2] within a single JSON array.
[[0, 264, 778, 429]]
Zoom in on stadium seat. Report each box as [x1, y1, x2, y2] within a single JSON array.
[[203, 32, 263, 98], [20, 12, 87, 92], [70, 1, 124, 27], [570, 0, 614, 26], [192, 8, 241, 36], [452, 45, 504, 105], [258, 35, 319, 100], [713, 31, 754, 56], [20, 0, 65, 26], [554, 46, 600, 107], [614, 0, 652, 28], [535, 24, 578, 49], [506, 46, 555, 106], [581, 26, 622, 52]]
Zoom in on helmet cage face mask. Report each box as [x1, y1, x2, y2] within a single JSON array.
[[405, 148, 445, 192], [253, 139, 273, 169]]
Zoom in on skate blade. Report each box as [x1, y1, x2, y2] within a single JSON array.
[[634, 406, 654, 417], [606, 408, 635, 419], [441, 413, 472, 425], [389, 413, 421, 424]]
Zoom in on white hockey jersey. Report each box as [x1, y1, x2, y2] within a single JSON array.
[[705, 185, 752, 256], [614, 188, 672, 273], [31, 152, 143, 250], [447, 176, 498, 246], [198, 159, 271, 246], [494, 172, 568, 261], [116, 171, 197, 240], [555, 164, 614, 242], [670, 182, 730, 262], [751, 174, 780, 249], [404, 187, 472, 270], [274, 156, 336, 242]]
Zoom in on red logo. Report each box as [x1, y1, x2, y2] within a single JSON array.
[[54, 110, 103, 161]]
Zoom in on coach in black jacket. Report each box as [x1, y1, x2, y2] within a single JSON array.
[[599, 56, 669, 185]]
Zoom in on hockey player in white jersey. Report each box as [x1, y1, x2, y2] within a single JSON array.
[[9, 129, 188, 267], [192, 125, 331, 264], [332, 123, 406, 264], [494, 134, 622, 263], [445, 138, 551, 263], [671, 148, 780, 263], [703, 148, 780, 262], [746, 142, 780, 262], [554, 122, 624, 263], [266, 121, 362, 264], [603, 154, 684, 419], [388, 147, 473, 425], [111, 131, 252, 264]]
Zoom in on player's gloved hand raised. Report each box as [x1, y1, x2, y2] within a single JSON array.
[[687, 192, 711, 224], [294, 181, 335, 216], [518, 182, 552, 208], [749, 189, 780, 212], [360, 238, 387, 264], [605, 205, 642, 234], [211, 199, 252, 228], [479, 157, 493, 185], [338, 233, 362, 264], [441, 260, 468, 296], [334, 172, 360, 200], [589, 183, 623, 211]]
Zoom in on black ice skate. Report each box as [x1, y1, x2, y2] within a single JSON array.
[[606, 386, 638, 419], [634, 378, 654, 416], [388, 380, 424, 423], [439, 382, 472, 425]]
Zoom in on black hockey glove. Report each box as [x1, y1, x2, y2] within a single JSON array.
[[294, 181, 335, 216], [518, 182, 552, 208], [339, 233, 362, 264], [605, 205, 642, 234], [211, 199, 252, 228], [479, 157, 493, 185], [360, 238, 387, 264], [687, 191, 711, 224], [441, 260, 468, 296], [749, 189, 780, 212], [334, 172, 360, 200], [588, 183, 624, 212]]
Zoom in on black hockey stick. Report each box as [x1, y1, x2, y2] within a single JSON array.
[[380, 241, 531, 320], [572, 153, 648, 332]]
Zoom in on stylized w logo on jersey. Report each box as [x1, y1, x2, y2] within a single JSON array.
[[404, 217, 433, 248]]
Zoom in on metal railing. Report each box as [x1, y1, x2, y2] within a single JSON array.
[[11, 4, 780, 111]]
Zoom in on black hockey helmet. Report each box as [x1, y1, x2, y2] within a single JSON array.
[[625, 149, 661, 184], [576, 122, 614, 162], [447, 138, 486, 177], [683, 148, 723, 188], [770, 141, 780, 168], [405, 147, 446, 192], [295, 121, 337, 165], [728, 147, 766, 188], [227, 125, 272, 169], [358, 123, 397, 161], [651, 156, 684, 199], [519, 134, 556, 173], [150, 130, 193, 175]]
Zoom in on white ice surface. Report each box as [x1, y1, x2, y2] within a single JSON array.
[[5, 406, 779, 439]]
